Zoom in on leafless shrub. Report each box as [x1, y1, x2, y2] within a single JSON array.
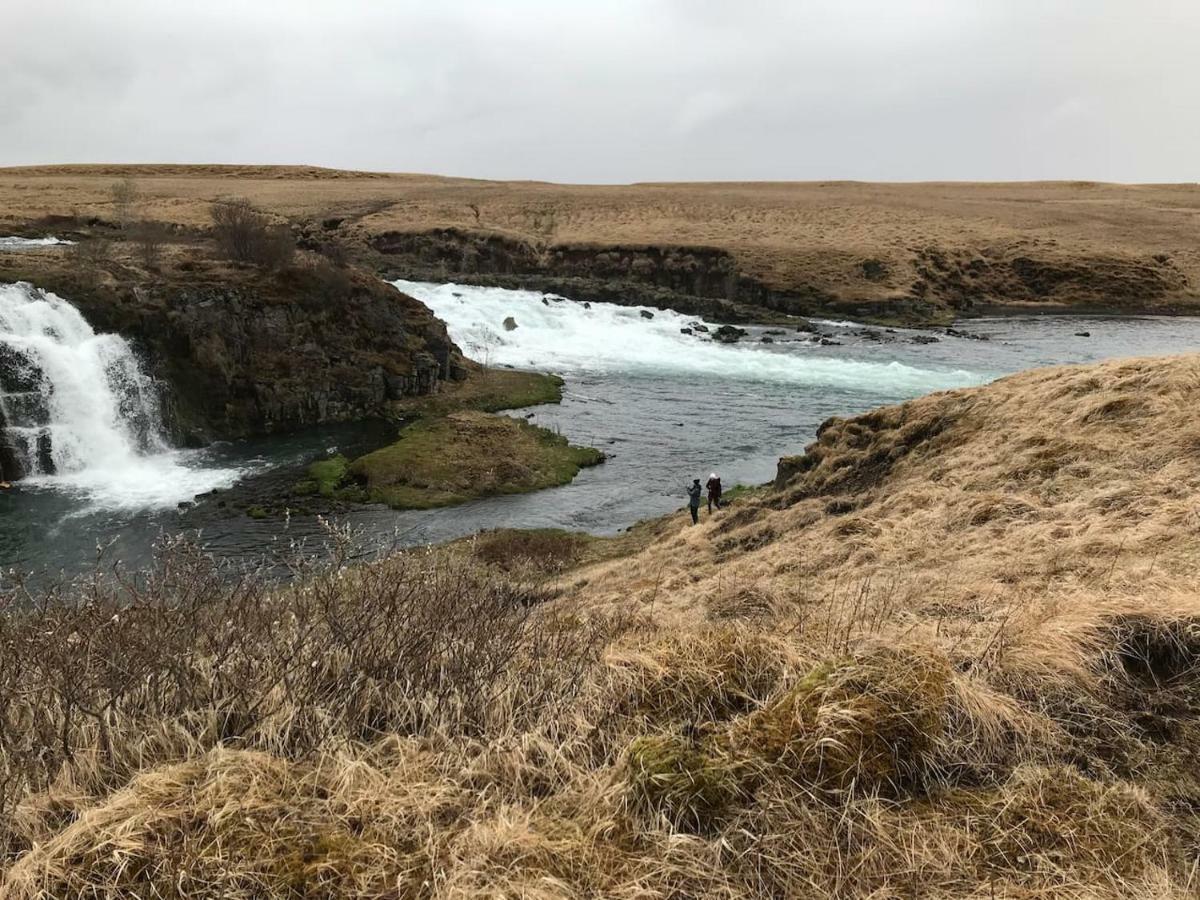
[[0, 534, 625, 857], [210, 198, 295, 269], [308, 257, 353, 300], [132, 220, 169, 269], [67, 238, 111, 282], [109, 177, 139, 227]]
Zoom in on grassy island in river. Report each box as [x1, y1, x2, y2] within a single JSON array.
[[303, 410, 604, 510]]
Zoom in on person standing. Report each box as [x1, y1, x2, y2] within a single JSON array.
[[706, 472, 723, 513], [687, 478, 702, 524]]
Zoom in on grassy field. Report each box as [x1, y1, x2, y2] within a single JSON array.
[[2, 165, 1198, 318], [2, 353, 1200, 896]]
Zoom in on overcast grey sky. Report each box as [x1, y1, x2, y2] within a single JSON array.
[[2, 1, 1197, 183]]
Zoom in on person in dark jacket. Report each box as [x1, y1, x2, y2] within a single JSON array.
[[686, 478, 702, 524], [706, 472, 723, 513]]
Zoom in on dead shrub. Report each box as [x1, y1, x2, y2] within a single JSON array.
[[132, 219, 169, 269], [0, 535, 624, 859], [211, 198, 295, 269], [472, 528, 591, 574]]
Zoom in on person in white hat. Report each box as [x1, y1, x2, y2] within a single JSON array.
[[705, 472, 723, 513]]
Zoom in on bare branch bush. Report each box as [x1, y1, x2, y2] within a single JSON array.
[[109, 178, 140, 228], [210, 198, 295, 270], [132, 220, 169, 269], [0, 535, 625, 858]]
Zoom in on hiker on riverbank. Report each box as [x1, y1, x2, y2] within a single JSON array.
[[706, 472, 722, 513], [687, 478, 702, 524]]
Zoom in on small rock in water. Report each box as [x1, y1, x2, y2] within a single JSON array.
[[910, 334, 940, 344], [583, 302, 591, 309], [680, 327, 693, 335], [945, 327, 990, 341], [503, 316, 518, 331], [692, 323, 709, 333], [639, 309, 654, 319], [542, 298, 550, 306], [760, 336, 775, 344], [1075, 331, 1091, 337], [819, 337, 843, 346], [713, 324, 747, 343]]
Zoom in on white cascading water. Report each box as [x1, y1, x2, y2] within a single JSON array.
[[0, 282, 240, 509], [0, 236, 75, 251], [394, 280, 981, 394]]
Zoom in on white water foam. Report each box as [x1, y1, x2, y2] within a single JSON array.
[[0, 236, 75, 250], [394, 280, 982, 394], [0, 282, 241, 509]]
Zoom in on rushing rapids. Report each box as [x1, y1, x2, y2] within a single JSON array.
[[393, 279, 979, 393]]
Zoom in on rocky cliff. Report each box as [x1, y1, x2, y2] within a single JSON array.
[[356, 226, 1194, 326], [361, 228, 854, 324], [0, 248, 466, 443]]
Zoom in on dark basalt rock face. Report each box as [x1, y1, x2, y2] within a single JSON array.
[[37, 265, 466, 443], [367, 227, 831, 325], [911, 246, 1191, 313]]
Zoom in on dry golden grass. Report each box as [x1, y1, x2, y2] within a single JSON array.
[[2, 165, 1198, 311], [4, 355, 1200, 897]]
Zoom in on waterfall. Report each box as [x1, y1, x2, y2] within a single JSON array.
[[0, 282, 241, 508]]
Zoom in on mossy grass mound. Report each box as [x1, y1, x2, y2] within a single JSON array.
[[296, 455, 350, 498], [392, 367, 564, 417], [343, 411, 602, 509]]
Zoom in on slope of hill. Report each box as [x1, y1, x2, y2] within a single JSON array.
[[2, 166, 1198, 324], [2, 354, 1198, 897]]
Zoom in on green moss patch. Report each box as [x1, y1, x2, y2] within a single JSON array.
[[625, 734, 745, 831], [393, 368, 564, 416], [348, 411, 603, 510], [296, 454, 350, 497]]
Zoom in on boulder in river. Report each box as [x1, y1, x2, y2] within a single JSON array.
[[713, 324, 747, 344], [693, 324, 710, 333], [503, 316, 518, 331], [680, 327, 693, 335], [910, 334, 940, 344], [639, 309, 654, 320], [760, 336, 775, 344]]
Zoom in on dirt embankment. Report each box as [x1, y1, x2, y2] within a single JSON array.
[[3, 168, 1199, 324]]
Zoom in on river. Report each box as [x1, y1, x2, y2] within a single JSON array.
[[3, 277, 1200, 580]]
